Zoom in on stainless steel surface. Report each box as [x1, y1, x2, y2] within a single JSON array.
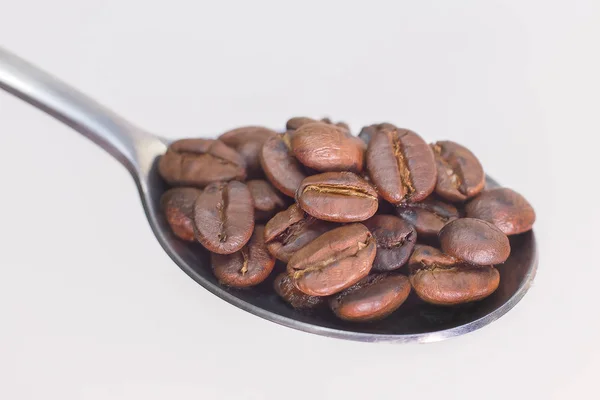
[[0, 47, 538, 343]]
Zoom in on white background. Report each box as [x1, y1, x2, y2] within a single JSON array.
[[0, 1, 598, 399]]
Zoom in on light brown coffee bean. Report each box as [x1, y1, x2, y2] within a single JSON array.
[[247, 180, 287, 222], [194, 181, 254, 254], [160, 187, 202, 241], [158, 139, 246, 187], [409, 244, 458, 268], [431, 141, 485, 202], [219, 126, 277, 178], [287, 224, 376, 296], [330, 274, 411, 322], [409, 262, 500, 306], [260, 133, 307, 197], [264, 204, 335, 263], [439, 218, 510, 265], [296, 172, 378, 222], [366, 125, 437, 204], [291, 122, 365, 173], [465, 187, 536, 235], [408, 244, 500, 305], [286, 116, 349, 132], [211, 226, 275, 288]]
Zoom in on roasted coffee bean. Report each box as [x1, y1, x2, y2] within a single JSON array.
[[334, 121, 351, 132], [320, 117, 351, 132], [409, 265, 500, 306], [465, 188, 536, 235], [219, 126, 277, 178], [260, 133, 307, 197], [360, 174, 396, 214], [409, 244, 458, 267], [160, 187, 202, 241], [157, 114, 534, 322], [431, 141, 485, 202], [395, 196, 459, 238], [358, 125, 376, 145], [247, 180, 286, 222], [330, 274, 411, 322], [439, 218, 510, 265], [286, 117, 321, 130], [158, 139, 246, 187], [358, 123, 397, 145], [296, 172, 378, 222], [286, 116, 349, 132], [274, 272, 325, 309], [288, 223, 376, 296], [366, 125, 437, 204], [291, 123, 364, 173], [194, 181, 254, 254], [264, 204, 335, 263], [363, 215, 416, 271], [211, 226, 275, 288], [408, 247, 500, 306]]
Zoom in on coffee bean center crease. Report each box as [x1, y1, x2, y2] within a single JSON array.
[[302, 184, 377, 199], [291, 237, 372, 279], [392, 134, 415, 200], [432, 144, 465, 194]]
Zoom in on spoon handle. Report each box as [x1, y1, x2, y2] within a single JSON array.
[[0, 47, 157, 174]]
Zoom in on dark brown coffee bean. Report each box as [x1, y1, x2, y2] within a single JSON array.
[[358, 123, 397, 145], [330, 274, 411, 322], [260, 133, 307, 197], [194, 181, 254, 254], [264, 204, 335, 263], [160, 187, 202, 241], [219, 126, 277, 178], [286, 116, 349, 132], [211, 226, 275, 288], [296, 172, 378, 222], [465, 188, 536, 235], [291, 123, 364, 173], [274, 272, 325, 309], [247, 180, 286, 222], [288, 223, 376, 296], [395, 197, 460, 238], [363, 215, 416, 271], [431, 141, 485, 202], [409, 262, 500, 306], [158, 139, 246, 187], [366, 126, 437, 204], [439, 218, 510, 265], [358, 125, 376, 145]]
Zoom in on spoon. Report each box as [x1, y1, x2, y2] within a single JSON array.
[[0, 47, 538, 343]]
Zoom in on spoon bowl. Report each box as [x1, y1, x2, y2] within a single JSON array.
[[0, 48, 537, 343]]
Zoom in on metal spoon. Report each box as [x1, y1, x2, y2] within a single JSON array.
[[0, 47, 537, 343]]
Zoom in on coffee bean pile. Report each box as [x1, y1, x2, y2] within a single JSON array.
[[158, 117, 536, 322]]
